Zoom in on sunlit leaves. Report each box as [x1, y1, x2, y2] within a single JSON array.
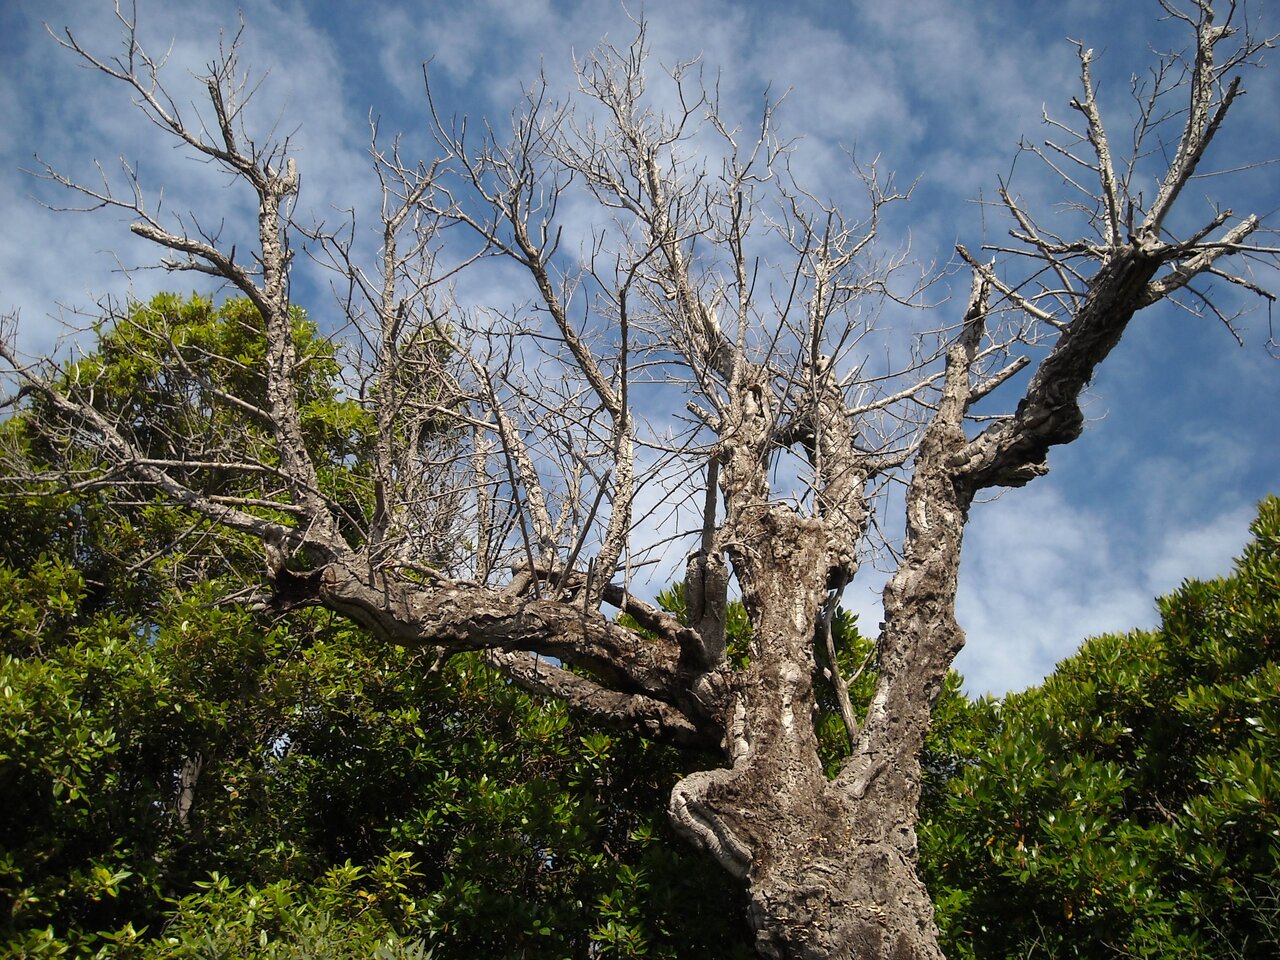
[[921, 496, 1280, 959], [1, 293, 750, 957]]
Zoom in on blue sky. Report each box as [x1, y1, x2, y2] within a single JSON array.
[[2, 0, 1277, 696]]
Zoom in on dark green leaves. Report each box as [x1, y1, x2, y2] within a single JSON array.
[[922, 497, 1280, 959]]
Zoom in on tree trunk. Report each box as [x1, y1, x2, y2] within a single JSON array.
[[672, 637, 946, 959], [669, 500, 947, 959], [746, 826, 943, 960]]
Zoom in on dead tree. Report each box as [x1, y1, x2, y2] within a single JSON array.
[[3, 2, 1276, 957]]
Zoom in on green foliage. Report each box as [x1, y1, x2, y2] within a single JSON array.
[[1, 293, 751, 958], [921, 496, 1280, 959], [0, 584, 750, 956], [644, 583, 754, 667], [18, 858, 435, 960], [55, 293, 372, 470], [29, 292, 376, 554], [139, 857, 431, 960], [1, 569, 750, 956]]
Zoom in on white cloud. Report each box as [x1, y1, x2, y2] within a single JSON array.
[[1, 0, 394, 353], [954, 486, 1257, 697], [1145, 506, 1253, 594]]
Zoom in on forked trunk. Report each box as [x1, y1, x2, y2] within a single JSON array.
[[672, 633, 947, 958], [671, 504, 948, 959]]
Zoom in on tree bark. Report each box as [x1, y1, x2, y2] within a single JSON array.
[[670, 530, 947, 957], [662, 475, 948, 957]]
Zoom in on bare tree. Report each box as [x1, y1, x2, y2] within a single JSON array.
[[3, 2, 1276, 957]]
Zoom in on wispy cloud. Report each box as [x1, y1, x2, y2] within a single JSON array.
[[955, 485, 1258, 696]]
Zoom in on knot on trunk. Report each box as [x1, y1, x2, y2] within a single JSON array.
[[669, 768, 753, 878]]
